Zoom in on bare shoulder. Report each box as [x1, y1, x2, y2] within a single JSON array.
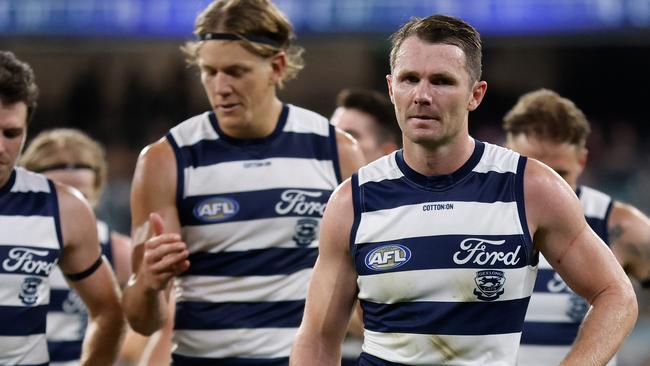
[[610, 201, 650, 233], [134, 138, 176, 182], [334, 127, 365, 180], [55, 182, 96, 234], [320, 179, 355, 251], [523, 158, 584, 245]]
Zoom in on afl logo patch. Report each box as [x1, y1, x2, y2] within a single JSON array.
[[365, 244, 411, 271], [193, 197, 239, 222]]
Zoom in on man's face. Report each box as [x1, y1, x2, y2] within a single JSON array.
[[197, 40, 281, 137], [0, 100, 27, 187], [331, 107, 389, 163], [507, 133, 586, 189], [386, 36, 485, 148]]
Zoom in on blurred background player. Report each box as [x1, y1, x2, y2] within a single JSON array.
[[19, 128, 132, 366], [331, 88, 401, 163], [121, 0, 364, 365], [330, 88, 402, 365], [503, 88, 650, 366], [0, 51, 124, 365]]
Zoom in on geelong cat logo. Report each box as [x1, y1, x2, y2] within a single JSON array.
[[365, 244, 411, 271], [193, 197, 239, 222], [473, 270, 506, 301]]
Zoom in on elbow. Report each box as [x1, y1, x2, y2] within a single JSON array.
[[124, 308, 162, 336]]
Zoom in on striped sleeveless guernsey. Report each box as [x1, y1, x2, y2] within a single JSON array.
[[518, 185, 614, 366], [167, 104, 341, 365], [46, 220, 114, 366], [0, 168, 62, 365], [351, 141, 536, 366]]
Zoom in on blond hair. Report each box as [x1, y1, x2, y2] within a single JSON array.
[[181, 0, 304, 88], [20, 128, 108, 202]]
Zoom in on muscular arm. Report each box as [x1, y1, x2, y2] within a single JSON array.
[[608, 202, 650, 283], [290, 180, 359, 365], [525, 159, 637, 366], [335, 128, 366, 180], [122, 139, 189, 335], [57, 184, 125, 366]]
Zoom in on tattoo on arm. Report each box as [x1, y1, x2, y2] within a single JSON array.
[[609, 224, 624, 243]]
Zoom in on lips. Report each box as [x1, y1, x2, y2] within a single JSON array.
[[216, 103, 241, 112]]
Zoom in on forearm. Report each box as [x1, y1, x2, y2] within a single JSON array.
[[80, 306, 126, 366], [290, 333, 342, 366], [122, 278, 168, 335], [561, 284, 638, 366]]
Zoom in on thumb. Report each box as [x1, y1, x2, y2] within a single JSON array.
[[149, 212, 165, 236]]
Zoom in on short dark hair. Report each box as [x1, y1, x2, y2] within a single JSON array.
[[503, 88, 591, 147], [0, 51, 39, 122], [389, 14, 482, 82], [336, 89, 402, 147]]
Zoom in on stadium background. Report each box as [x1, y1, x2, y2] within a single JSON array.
[[1, 0, 649, 364]]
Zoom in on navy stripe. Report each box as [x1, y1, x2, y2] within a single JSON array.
[[178, 188, 330, 226], [361, 297, 530, 335], [342, 358, 359, 366], [49, 289, 71, 311], [521, 321, 579, 345], [175, 300, 304, 330], [177, 131, 336, 168], [167, 132, 185, 221], [515, 156, 535, 265], [586, 216, 609, 245], [355, 234, 529, 275], [173, 354, 288, 366], [48, 340, 82, 362], [349, 173, 362, 266], [182, 248, 317, 277], [0, 246, 59, 276], [0, 305, 47, 335], [210, 106, 289, 147], [0, 191, 57, 217], [329, 124, 343, 183], [358, 352, 407, 366], [360, 170, 516, 212]]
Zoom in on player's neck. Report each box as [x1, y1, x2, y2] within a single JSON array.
[[402, 135, 475, 177]]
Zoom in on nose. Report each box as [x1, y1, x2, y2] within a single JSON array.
[[413, 80, 433, 106], [212, 72, 234, 97]]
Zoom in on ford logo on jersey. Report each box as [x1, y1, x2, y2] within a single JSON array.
[[193, 197, 239, 222], [365, 244, 411, 271]]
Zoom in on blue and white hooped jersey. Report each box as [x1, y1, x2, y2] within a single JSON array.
[[0, 168, 62, 366], [351, 141, 536, 366], [518, 185, 614, 366], [46, 220, 113, 366], [167, 104, 341, 365]]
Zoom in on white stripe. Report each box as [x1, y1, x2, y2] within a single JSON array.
[[355, 201, 523, 244], [0, 273, 50, 306], [47, 312, 84, 341], [473, 143, 519, 174], [0, 215, 60, 249], [357, 153, 403, 185], [518, 345, 617, 366], [283, 104, 330, 137], [173, 328, 296, 359], [0, 334, 49, 364], [11, 168, 51, 193], [169, 112, 217, 148], [579, 186, 611, 219], [184, 158, 337, 196], [363, 329, 520, 365], [49, 265, 68, 288], [358, 267, 536, 304], [176, 268, 312, 303], [524, 292, 582, 323], [182, 217, 319, 253]]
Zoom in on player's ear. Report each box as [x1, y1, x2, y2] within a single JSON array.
[[269, 51, 286, 85]]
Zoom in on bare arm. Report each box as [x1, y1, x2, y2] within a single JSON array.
[[335, 128, 366, 180], [122, 139, 189, 335], [57, 184, 125, 366], [290, 180, 359, 365], [608, 202, 650, 283], [524, 159, 637, 366]]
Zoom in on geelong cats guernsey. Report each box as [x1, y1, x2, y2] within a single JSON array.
[[167, 104, 341, 365], [0, 168, 62, 365], [46, 220, 113, 366], [351, 141, 536, 366], [518, 185, 614, 366]]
